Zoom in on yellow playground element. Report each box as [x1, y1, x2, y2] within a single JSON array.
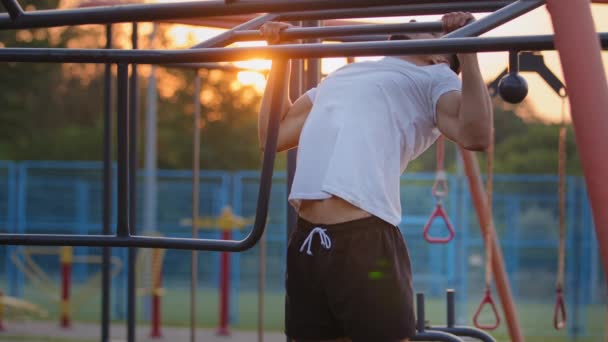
[[136, 246, 165, 297], [10, 246, 122, 313], [180, 206, 253, 231], [0, 290, 48, 320]]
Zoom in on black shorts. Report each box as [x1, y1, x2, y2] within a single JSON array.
[[285, 216, 416, 342]]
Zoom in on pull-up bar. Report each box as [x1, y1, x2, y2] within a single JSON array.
[[0, 0, 23, 20], [232, 22, 444, 42], [0, 0, 517, 30], [277, 1, 515, 21], [226, 0, 542, 43], [1, 33, 606, 64]]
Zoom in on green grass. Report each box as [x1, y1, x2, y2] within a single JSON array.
[[0, 336, 95, 342], [2, 283, 605, 342]]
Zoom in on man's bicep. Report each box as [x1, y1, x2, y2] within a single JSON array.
[[435, 90, 462, 143], [276, 94, 313, 151]]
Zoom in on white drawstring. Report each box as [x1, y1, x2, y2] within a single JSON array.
[[299, 227, 332, 256]]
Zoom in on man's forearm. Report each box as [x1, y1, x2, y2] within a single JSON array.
[[458, 53, 493, 147], [258, 59, 292, 149]]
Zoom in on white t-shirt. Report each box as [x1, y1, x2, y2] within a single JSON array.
[[288, 57, 462, 226]]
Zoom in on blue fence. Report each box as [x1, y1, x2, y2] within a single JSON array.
[[0, 161, 604, 338]]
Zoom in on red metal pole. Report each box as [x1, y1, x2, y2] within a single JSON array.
[[217, 230, 231, 336], [60, 246, 72, 329], [150, 248, 163, 338], [545, 0, 608, 279], [460, 149, 524, 342]]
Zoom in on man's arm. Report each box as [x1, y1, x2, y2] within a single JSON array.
[[258, 22, 314, 152], [436, 53, 493, 151], [436, 13, 493, 151]]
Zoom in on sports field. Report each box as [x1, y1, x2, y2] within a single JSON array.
[[1, 284, 604, 341]]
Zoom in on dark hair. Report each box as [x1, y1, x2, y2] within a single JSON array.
[[388, 34, 460, 74]]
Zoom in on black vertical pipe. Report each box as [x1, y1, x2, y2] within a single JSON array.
[[287, 20, 320, 342], [416, 293, 425, 333], [286, 22, 302, 238], [303, 20, 322, 91], [508, 50, 519, 74], [101, 24, 113, 342], [127, 22, 138, 342], [446, 289, 455, 328], [116, 64, 130, 238]]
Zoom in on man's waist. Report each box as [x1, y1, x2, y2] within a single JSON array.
[[298, 196, 371, 225]]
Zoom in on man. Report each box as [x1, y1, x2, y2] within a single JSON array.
[[258, 12, 492, 342]]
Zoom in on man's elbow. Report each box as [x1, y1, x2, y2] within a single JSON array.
[[460, 127, 491, 152]]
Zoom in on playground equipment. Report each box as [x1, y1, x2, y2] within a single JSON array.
[[488, 45, 572, 331], [424, 135, 456, 244], [9, 246, 122, 328], [135, 247, 165, 338], [473, 130, 501, 331], [0, 1, 607, 341], [423, 290, 496, 342], [181, 206, 253, 336], [0, 290, 48, 325]]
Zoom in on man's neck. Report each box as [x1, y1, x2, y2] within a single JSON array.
[[396, 55, 433, 66]]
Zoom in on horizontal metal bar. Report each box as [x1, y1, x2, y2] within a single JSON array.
[[444, 0, 545, 38], [324, 35, 389, 42], [190, 13, 278, 49], [430, 327, 495, 342], [165, 14, 277, 69], [0, 33, 606, 64], [1, 0, 23, 20], [0, 234, 258, 251], [276, 1, 516, 21], [233, 22, 443, 42], [0, 0, 479, 30], [411, 331, 464, 342], [167, 62, 265, 71]]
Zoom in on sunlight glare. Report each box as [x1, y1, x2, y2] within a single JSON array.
[[237, 71, 267, 92]]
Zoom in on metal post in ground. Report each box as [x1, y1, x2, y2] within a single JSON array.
[[127, 21, 139, 342], [101, 23, 113, 342], [191, 70, 201, 342]]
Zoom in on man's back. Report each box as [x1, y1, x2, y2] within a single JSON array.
[[289, 57, 461, 226]]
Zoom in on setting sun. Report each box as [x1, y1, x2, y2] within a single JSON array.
[[237, 71, 267, 92]]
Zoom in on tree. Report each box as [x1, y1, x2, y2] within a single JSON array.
[[0, 10, 267, 169]]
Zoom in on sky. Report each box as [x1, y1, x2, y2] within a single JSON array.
[[160, 3, 608, 123]]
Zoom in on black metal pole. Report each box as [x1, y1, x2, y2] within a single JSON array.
[[447, 289, 455, 328], [101, 23, 113, 342], [2, 33, 608, 65], [444, 0, 544, 38], [127, 22, 138, 342], [285, 22, 304, 342], [116, 63, 130, 239], [416, 293, 425, 333], [0, 0, 23, 20], [0, 0, 512, 30], [277, 1, 513, 21], [232, 22, 444, 42], [189, 13, 278, 49], [286, 56, 302, 237], [508, 49, 520, 73]]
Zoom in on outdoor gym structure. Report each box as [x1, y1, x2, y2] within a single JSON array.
[[0, 0, 607, 341]]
